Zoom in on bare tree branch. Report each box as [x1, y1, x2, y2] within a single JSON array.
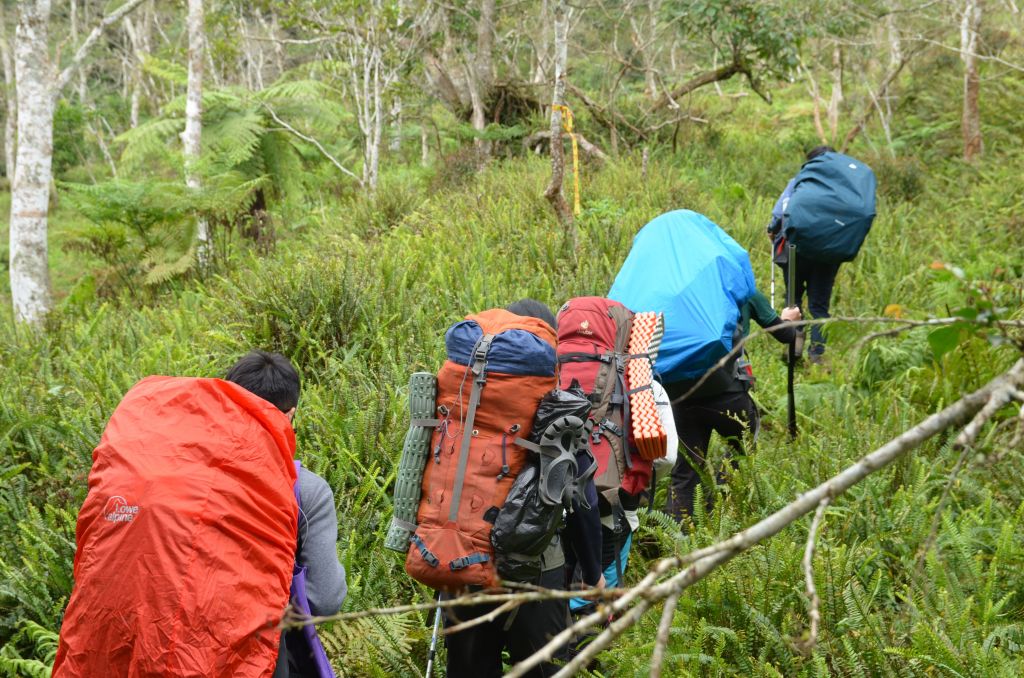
[[56, 0, 147, 94], [523, 129, 608, 161], [510, 358, 1024, 677], [801, 497, 830, 654], [650, 61, 746, 112], [649, 590, 682, 678], [262, 103, 364, 187]]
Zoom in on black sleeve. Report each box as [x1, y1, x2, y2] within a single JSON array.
[[564, 480, 603, 586], [762, 316, 796, 345]]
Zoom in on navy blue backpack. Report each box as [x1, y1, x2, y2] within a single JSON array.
[[783, 152, 877, 263]]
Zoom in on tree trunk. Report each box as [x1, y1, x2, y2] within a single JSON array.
[[472, 0, 496, 154], [0, 2, 17, 178], [827, 45, 843, 142], [363, 45, 383, 192], [389, 95, 402, 152], [183, 0, 209, 265], [420, 120, 429, 166], [543, 0, 572, 227], [476, 0, 496, 93], [8, 0, 145, 323], [961, 0, 983, 161], [10, 0, 54, 324]]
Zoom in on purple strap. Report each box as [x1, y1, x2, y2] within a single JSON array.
[[290, 460, 337, 678]]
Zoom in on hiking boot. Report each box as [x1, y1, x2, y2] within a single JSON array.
[[808, 352, 825, 366]]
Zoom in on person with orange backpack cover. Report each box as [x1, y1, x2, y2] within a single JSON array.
[[53, 351, 346, 678]]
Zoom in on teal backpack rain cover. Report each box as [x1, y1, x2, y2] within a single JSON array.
[[609, 210, 755, 383], [783, 151, 877, 263]]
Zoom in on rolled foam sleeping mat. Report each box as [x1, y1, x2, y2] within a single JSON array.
[[384, 372, 438, 553]]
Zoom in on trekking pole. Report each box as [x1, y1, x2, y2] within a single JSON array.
[[769, 238, 776, 309], [786, 242, 798, 439], [425, 593, 442, 678]]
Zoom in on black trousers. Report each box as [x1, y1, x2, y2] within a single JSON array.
[[444, 567, 570, 678], [664, 390, 759, 522], [789, 255, 841, 356]]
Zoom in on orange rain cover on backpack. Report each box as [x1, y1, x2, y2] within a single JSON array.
[[53, 376, 298, 678], [405, 309, 557, 592]]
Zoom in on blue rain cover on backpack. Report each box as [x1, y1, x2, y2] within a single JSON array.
[[783, 152, 877, 263], [608, 210, 755, 383]]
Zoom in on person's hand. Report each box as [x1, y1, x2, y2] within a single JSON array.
[[595, 574, 606, 589], [780, 306, 802, 322]]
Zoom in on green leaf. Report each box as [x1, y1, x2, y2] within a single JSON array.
[[928, 325, 965, 360], [952, 307, 978, 321]]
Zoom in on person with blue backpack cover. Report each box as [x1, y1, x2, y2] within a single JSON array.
[[610, 210, 783, 524], [768, 146, 877, 363]]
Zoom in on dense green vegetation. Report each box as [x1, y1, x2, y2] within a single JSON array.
[[2, 12, 1023, 675]]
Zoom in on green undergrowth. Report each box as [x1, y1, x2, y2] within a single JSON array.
[[2, 117, 1024, 676]]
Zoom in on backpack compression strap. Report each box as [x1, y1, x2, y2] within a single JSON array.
[[448, 334, 495, 522]]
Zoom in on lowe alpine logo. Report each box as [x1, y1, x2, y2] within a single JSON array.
[[579, 320, 593, 336], [103, 496, 139, 523]]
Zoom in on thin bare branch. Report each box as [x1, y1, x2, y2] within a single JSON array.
[[801, 497, 830, 654], [672, 315, 1024, 406], [279, 584, 620, 629], [57, 0, 147, 94], [443, 599, 519, 634], [649, 590, 682, 678], [262, 103, 364, 187]]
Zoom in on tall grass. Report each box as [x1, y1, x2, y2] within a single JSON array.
[[2, 87, 1023, 676]]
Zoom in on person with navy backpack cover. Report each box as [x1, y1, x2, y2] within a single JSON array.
[[768, 146, 878, 363]]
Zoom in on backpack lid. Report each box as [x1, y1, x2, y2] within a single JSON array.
[[447, 308, 557, 376], [556, 297, 630, 349]]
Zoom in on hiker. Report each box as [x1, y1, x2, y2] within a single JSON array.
[[388, 297, 601, 677], [53, 351, 345, 678], [663, 292, 801, 522], [227, 352, 347, 678], [555, 296, 661, 616], [607, 210, 803, 525], [440, 299, 604, 678], [768, 145, 877, 363]]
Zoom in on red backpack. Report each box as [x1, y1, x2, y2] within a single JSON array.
[[53, 376, 298, 678], [556, 297, 653, 517], [405, 309, 557, 592]]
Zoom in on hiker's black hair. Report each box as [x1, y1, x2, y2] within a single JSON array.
[[507, 298, 557, 331], [806, 145, 836, 160], [225, 350, 300, 413]]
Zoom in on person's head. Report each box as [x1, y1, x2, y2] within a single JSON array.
[[506, 298, 557, 331], [225, 350, 300, 418], [806, 145, 835, 161]]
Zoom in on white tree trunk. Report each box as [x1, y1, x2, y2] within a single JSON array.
[[543, 0, 571, 226], [389, 95, 402, 152], [8, 0, 144, 322], [367, 46, 383, 191], [827, 45, 843, 141], [961, 0, 983, 161], [10, 0, 54, 324], [420, 121, 429, 166], [123, 9, 151, 129], [472, 0, 495, 153], [183, 0, 209, 264], [0, 3, 17, 178]]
